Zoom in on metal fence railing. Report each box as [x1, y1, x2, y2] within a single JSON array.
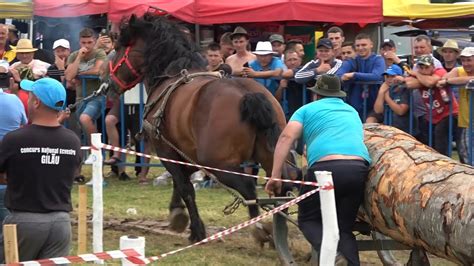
[[73, 76, 474, 166]]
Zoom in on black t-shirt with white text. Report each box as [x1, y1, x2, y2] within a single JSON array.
[[0, 124, 82, 213]]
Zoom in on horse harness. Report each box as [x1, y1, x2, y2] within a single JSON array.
[[139, 69, 246, 215]]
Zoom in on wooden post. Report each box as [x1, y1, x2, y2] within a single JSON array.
[[3, 224, 19, 263], [77, 185, 88, 254]]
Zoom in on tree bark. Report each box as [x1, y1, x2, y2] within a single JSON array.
[[362, 124, 473, 265]]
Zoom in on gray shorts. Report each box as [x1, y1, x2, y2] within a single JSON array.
[[0, 211, 71, 262]]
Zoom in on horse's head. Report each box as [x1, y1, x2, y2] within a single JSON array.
[[108, 13, 207, 94], [108, 15, 147, 93]]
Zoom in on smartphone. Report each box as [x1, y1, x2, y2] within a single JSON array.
[[100, 29, 108, 36], [243, 62, 249, 68]]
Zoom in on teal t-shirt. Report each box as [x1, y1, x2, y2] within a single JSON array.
[[290, 97, 371, 166]]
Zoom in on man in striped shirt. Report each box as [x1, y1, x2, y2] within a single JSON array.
[[294, 38, 343, 87]]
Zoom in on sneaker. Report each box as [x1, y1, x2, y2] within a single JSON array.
[[119, 172, 131, 181], [73, 175, 85, 184], [104, 171, 118, 178], [156, 171, 172, 180], [84, 154, 95, 165], [86, 179, 108, 187], [153, 175, 170, 186], [190, 170, 205, 183]]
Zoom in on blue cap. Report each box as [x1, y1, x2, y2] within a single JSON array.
[[20, 78, 66, 111], [383, 65, 402, 76]]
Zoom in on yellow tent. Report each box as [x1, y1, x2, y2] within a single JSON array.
[[0, 0, 33, 19], [384, 0, 474, 19]]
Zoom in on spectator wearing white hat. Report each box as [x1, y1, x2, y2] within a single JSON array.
[[437, 47, 474, 163], [48, 39, 71, 83], [242, 41, 285, 96]]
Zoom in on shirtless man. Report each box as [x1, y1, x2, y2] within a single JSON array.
[[225, 27, 256, 76]]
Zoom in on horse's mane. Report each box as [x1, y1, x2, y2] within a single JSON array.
[[118, 13, 206, 88]]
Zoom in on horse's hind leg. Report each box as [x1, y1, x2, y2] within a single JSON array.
[[163, 161, 206, 242]]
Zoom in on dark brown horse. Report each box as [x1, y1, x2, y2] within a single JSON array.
[[108, 14, 288, 242]]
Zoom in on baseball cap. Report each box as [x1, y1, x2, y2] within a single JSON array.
[[416, 55, 434, 66], [380, 38, 395, 49], [460, 47, 474, 57], [316, 38, 333, 49], [20, 78, 66, 111], [269, 34, 285, 44], [53, 39, 70, 50], [383, 65, 402, 76]]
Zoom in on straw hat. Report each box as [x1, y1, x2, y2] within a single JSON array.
[[437, 39, 460, 54], [15, 39, 38, 53]]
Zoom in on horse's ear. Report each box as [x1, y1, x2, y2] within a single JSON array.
[[129, 14, 137, 25]]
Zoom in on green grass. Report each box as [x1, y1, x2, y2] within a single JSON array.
[[66, 158, 455, 265]]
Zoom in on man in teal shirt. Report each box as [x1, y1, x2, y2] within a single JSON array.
[[266, 74, 370, 265]]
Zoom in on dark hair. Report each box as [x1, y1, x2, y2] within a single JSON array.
[[219, 32, 233, 46], [206, 42, 221, 52], [79, 28, 95, 38], [283, 48, 297, 57], [355, 33, 372, 41], [327, 26, 344, 37], [286, 39, 303, 50], [342, 41, 354, 48], [118, 13, 206, 88]]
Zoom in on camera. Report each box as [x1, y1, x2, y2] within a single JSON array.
[[467, 79, 474, 90]]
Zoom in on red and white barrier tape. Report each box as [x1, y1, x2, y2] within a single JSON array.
[[97, 144, 319, 187], [128, 187, 324, 264], [18, 186, 330, 265], [18, 248, 141, 265]]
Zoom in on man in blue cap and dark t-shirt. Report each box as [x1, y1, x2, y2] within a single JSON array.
[[0, 78, 82, 262]]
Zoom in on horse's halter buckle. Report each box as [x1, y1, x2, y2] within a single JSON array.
[[109, 46, 143, 91]]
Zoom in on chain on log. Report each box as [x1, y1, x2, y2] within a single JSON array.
[[362, 124, 473, 265]]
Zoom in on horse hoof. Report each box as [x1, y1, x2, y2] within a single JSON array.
[[168, 208, 189, 233], [188, 231, 206, 243]]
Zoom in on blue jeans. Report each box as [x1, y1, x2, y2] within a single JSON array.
[[76, 95, 105, 121]]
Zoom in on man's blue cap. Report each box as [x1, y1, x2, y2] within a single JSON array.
[[20, 78, 66, 111], [383, 64, 402, 76]]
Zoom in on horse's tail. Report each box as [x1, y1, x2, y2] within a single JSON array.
[[240, 93, 281, 150]]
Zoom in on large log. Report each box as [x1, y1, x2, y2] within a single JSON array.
[[363, 124, 473, 265]]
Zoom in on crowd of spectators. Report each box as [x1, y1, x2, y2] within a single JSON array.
[[0, 20, 474, 262]]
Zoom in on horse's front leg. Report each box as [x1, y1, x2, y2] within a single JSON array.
[[163, 161, 206, 242], [178, 178, 206, 242], [168, 175, 189, 233]]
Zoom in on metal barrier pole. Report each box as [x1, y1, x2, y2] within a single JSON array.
[[428, 89, 433, 148], [448, 88, 453, 157], [120, 94, 126, 163], [469, 90, 473, 165], [363, 84, 368, 121], [139, 83, 145, 165], [409, 90, 414, 135], [302, 84, 307, 105]]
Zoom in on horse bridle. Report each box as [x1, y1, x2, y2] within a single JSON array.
[[109, 46, 143, 91]]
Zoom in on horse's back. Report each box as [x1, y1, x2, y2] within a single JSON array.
[[160, 76, 284, 167]]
